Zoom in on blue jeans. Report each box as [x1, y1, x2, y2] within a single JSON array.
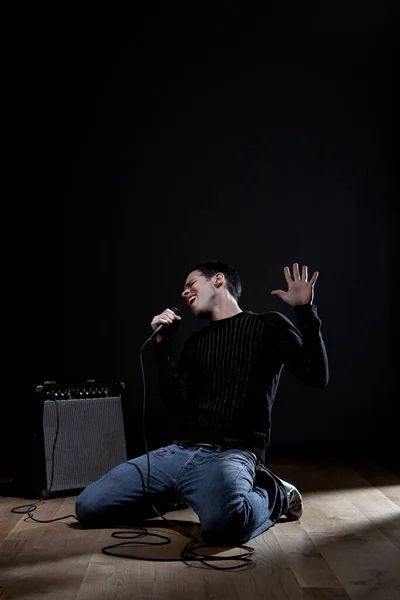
[[75, 443, 289, 546]]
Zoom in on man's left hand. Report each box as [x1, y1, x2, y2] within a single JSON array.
[[271, 263, 319, 306]]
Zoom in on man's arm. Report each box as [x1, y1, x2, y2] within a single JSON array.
[[269, 305, 329, 387], [269, 262, 329, 387], [154, 338, 189, 414], [150, 308, 188, 414]]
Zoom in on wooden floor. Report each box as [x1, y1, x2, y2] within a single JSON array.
[[1, 458, 399, 600]]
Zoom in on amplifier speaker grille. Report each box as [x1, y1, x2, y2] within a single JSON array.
[[12, 386, 128, 498], [42, 397, 127, 492]]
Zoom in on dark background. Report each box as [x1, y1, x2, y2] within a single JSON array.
[[4, 2, 399, 474]]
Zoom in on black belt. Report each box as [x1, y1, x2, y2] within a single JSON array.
[[176, 441, 259, 464]]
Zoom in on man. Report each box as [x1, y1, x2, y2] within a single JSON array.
[[76, 261, 328, 546]]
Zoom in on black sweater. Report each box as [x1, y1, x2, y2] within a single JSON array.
[[155, 304, 328, 462]]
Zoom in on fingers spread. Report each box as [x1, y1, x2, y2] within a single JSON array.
[[302, 265, 308, 282]]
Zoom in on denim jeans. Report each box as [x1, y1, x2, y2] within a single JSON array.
[[75, 442, 289, 546]]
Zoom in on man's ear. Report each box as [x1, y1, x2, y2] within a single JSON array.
[[214, 272, 225, 288]]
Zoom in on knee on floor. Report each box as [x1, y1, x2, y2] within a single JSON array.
[[200, 510, 251, 547], [75, 486, 158, 526], [75, 488, 103, 525]]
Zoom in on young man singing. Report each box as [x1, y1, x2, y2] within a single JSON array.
[[76, 261, 328, 546]]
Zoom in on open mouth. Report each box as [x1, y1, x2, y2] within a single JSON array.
[[189, 296, 196, 306]]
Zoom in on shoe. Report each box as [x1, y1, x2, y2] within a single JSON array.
[[278, 477, 303, 520]]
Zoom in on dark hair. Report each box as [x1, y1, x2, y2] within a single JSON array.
[[184, 260, 242, 301]]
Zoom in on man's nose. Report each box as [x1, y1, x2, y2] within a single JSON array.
[[181, 289, 189, 298]]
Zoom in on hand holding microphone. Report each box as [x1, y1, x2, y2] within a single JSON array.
[[150, 307, 182, 342]]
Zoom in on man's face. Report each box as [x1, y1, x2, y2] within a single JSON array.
[[181, 270, 217, 318]]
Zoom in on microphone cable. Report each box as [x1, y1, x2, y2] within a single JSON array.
[[11, 395, 79, 524]]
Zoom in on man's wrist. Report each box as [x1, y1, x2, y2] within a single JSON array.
[[293, 303, 318, 318]]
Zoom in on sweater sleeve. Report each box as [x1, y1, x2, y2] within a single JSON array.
[[268, 304, 329, 387], [154, 338, 189, 414]]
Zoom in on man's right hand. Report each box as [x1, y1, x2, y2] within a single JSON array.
[[151, 308, 182, 343]]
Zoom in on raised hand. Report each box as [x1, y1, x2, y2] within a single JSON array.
[[271, 263, 319, 307]]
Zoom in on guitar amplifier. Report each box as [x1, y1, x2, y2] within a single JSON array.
[[11, 380, 128, 498]]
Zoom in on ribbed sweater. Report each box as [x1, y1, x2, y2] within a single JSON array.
[[155, 304, 328, 462]]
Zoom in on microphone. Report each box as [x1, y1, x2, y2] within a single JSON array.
[[150, 307, 182, 339]]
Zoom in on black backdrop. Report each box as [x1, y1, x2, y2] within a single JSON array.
[[5, 2, 399, 471]]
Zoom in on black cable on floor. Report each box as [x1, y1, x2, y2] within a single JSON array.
[[11, 397, 78, 524]]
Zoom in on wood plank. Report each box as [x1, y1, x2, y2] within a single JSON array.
[[301, 589, 352, 599], [288, 461, 400, 600], [271, 520, 343, 588], [0, 496, 105, 600], [236, 527, 306, 600], [1, 460, 399, 600], [76, 505, 307, 600], [4, 496, 69, 541], [0, 543, 90, 600], [315, 464, 400, 550], [351, 462, 400, 509], [0, 497, 26, 541]]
